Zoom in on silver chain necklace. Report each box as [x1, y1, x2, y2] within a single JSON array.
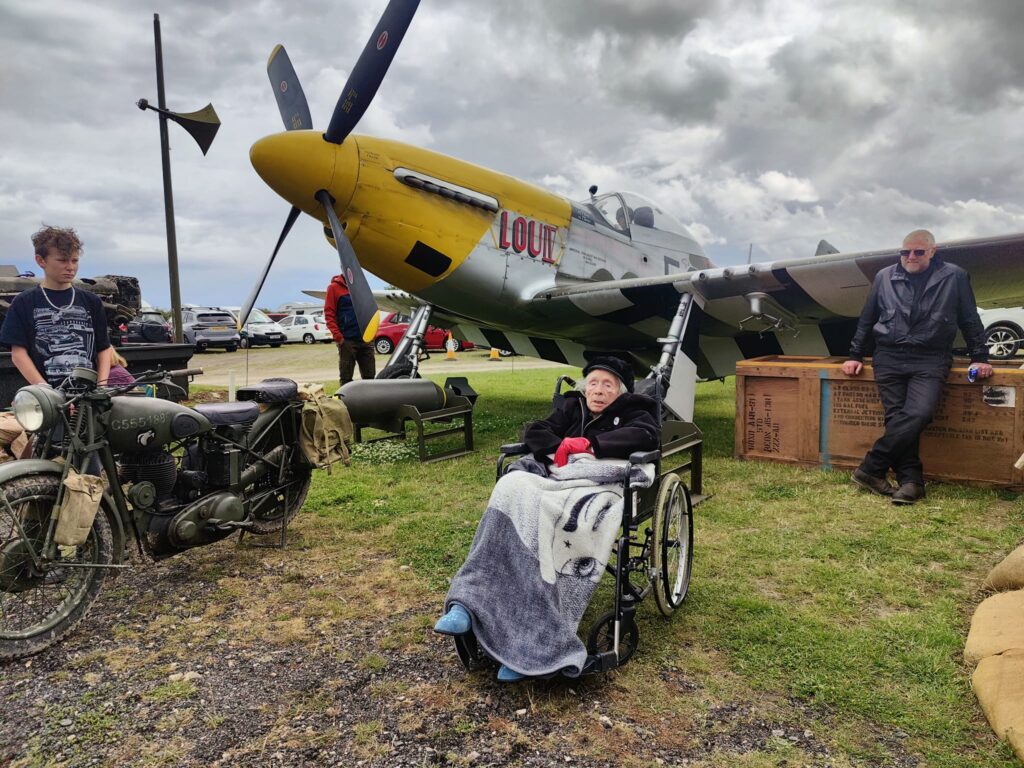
[[40, 285, 76, 314]]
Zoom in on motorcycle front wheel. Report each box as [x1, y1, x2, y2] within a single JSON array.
[[0, 475, 113, 660]]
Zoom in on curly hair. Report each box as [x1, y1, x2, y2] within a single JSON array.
[[32, 225, 83, 259]]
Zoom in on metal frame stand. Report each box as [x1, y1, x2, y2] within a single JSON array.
[[238, 519, 289, 549], [353, 379, 476, 463]]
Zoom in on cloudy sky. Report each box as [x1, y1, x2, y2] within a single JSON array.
[[2, 0, 1023, 311]]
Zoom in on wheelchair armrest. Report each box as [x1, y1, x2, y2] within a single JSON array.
[[500, 442, 529, 455], [629, 449, 661, 465]]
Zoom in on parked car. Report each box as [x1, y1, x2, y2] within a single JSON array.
[[372, 312, 476, 355], [977, 306, 1024, 360], [222, 307, 287, 349], [279, 314, 333, 344], [181, 307, 240, 352], [116, 310, 173, 345]]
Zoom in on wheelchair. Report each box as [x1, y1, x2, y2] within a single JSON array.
[[452, 373, 703, 676]]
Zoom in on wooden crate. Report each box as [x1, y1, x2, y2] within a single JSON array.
[[735, 355, 1024, 488]]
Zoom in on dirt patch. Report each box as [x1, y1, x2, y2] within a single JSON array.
[[0, 514, 923, 768]]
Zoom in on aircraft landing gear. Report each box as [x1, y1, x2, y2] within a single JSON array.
[[376, 303, 433, 379]]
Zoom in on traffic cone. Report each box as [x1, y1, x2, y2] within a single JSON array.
[[446, 332, 457, 360], [489, 347, 501, 361]]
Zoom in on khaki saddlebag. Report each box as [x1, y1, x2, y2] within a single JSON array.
[[299, 396, 354, 471], [54, 468, 105, 546]]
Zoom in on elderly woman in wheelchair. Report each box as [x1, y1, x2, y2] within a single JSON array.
[[434, 356, 666, 681]]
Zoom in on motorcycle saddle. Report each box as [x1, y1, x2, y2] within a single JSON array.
[[193, 401, 260, 426], [237, 377, 298, 404]]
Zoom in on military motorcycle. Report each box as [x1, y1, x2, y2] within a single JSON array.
[[0, 367, 313, 660]]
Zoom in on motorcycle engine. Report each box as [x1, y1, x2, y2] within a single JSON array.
[[120, 451, 178, 511]]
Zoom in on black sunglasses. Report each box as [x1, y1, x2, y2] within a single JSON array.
[[899, 248, 928, 257]]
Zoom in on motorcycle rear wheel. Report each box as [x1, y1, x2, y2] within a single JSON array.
[[246, 462, 313, 535], [0, 475, 113, 660]]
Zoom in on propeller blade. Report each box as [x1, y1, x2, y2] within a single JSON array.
[[238, 206, 302, 328], [267, 45, 313, 131], [315, 189, 380, 341], [323, 0, 420, 144]]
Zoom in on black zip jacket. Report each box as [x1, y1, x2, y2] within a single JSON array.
[[523, 391, 660, 463], [848, 257, 989, 363]]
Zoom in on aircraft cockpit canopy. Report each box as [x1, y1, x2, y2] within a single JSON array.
[[582, 192, 693, 239]]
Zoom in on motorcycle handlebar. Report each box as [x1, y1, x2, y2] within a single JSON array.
[[169, 368, 204, 378]]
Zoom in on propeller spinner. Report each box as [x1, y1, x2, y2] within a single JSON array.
[[239, 0, 420, 340]]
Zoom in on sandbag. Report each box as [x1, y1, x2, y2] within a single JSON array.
[[972, 648, 1024, 762], [0, 412, 27, 458], [984, 544, 1024, 592], [54, 468, 105, 546], [299, 396, 353, 471], [965, 590, 1024, 665]]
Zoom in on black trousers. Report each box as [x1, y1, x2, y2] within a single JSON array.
[[338, 339, 376, 386], [859, 348, 950, 486]]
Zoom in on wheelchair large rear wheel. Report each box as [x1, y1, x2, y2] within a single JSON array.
[[652, 472, 693, 617]]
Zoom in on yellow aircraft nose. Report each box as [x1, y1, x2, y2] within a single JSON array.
[[249, 130, 358, 218]]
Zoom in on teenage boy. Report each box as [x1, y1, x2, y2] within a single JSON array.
[[0, 225, 112, 387]]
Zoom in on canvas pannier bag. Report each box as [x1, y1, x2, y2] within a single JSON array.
[[299, 396, 354, 471], [54, 468, 105, 546], [297, 382, 326, 401]]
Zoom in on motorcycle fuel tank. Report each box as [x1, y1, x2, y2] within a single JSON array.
[[102, 396, 213, 453]]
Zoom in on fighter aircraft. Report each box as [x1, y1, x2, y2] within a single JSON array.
[[241, 0, 1024, 420]]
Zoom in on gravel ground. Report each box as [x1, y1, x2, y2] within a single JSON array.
[[0, 515, 891, 768]]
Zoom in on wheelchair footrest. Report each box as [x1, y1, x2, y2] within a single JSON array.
[[589, 651, 620, 673]]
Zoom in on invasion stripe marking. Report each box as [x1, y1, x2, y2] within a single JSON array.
[[597, 283, 681, 324], [529, 337, 569, 365], [819, 319, 858, 357], [735, 331, 784, 359], [481, 328, 513, 352]]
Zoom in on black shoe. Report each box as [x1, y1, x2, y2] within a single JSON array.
[[852, 468, 895, 497], [891, 483, 926, 505]]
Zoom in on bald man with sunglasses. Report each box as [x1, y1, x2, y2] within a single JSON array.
[[841, 229, 993, 504]]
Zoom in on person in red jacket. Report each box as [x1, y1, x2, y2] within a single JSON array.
[[323, 274, 375, 386]]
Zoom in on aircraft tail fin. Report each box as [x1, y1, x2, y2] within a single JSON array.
[[815, 239, 840, 256]]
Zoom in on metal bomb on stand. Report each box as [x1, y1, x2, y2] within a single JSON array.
[[337, 377, 477, 463]]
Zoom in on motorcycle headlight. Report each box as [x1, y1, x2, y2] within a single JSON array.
[[12, 385, 65, 433]]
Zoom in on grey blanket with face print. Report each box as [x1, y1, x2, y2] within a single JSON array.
[[445, 456, 654, 677]]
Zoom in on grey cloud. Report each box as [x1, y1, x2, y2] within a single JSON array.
[[611, 50, 732, 123]]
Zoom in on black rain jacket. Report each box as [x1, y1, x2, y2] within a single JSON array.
[[848, 257, 989, 363], [523, 391, 660, 463]]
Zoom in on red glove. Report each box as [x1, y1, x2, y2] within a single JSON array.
[[554, 437, 592, 467]]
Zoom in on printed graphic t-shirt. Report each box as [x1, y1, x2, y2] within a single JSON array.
[[0, 286, 111, 386]]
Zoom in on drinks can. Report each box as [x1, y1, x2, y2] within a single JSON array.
[[967, 365, 978, 383]]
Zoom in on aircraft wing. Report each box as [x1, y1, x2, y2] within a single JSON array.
[[372, 289, 425, 316], [525, 231, 1024, 379]]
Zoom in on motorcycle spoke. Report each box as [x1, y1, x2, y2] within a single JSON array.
[[0, 494, 96, 639]]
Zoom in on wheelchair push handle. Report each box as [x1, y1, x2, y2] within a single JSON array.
[[554, 375, 577, 397], [499, 442, 529, 455]]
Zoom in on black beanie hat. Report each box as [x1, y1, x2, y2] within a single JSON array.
[[582, 355, 634, 393]]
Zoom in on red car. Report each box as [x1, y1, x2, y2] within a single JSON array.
[[372, 312, 475, 355]]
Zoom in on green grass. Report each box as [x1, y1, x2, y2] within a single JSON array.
[[302, 367, 1022, 767]]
